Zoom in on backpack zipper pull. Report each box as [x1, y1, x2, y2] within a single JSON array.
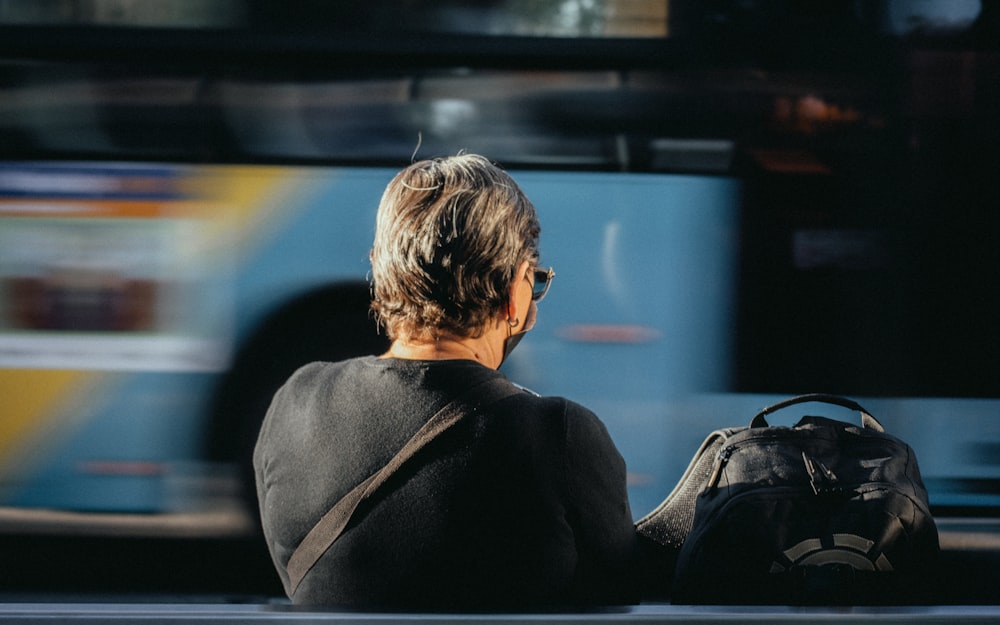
[[802, 451, 840, 495], [706, 445, 734, 492]]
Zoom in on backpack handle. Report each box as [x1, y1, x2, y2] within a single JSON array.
[[751, 393, 884, 432]]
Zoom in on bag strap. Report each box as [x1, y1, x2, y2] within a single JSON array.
[[285, 376, 520, 598], [750, 393, 884, 432]]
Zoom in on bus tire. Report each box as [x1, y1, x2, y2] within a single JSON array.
[[205, 282, 389, 528]]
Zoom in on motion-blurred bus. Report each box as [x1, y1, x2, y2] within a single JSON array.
[[1, 1, 997, 536]]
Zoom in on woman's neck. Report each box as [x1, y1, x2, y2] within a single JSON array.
[[382, 329, 503, 369]]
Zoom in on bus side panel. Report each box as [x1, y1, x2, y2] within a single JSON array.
[[506, 172, 741, 517]]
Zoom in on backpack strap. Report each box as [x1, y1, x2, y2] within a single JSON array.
[[285, 376, 520, 598]]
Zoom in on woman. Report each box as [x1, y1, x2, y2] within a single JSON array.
[[254, 154, 639, 609]]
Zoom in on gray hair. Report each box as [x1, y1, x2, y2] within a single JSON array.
[[370, 154, 540, 341]]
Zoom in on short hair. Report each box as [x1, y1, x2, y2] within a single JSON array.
[[370, 154, 541, 341]]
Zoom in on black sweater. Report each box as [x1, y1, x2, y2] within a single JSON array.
[[254, 356, 639, 610]]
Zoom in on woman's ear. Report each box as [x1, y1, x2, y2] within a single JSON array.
[[508, 259, 532, 321]]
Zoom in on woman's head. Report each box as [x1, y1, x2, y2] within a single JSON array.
[[371, 154, 541, 341]]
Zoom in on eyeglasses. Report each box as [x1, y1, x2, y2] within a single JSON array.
[[530, 266, 555, 302]]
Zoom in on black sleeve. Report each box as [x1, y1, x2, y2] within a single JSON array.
[[562, 400, 641, 605]]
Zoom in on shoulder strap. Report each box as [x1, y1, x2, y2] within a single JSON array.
[[284, 376, 520, 598]]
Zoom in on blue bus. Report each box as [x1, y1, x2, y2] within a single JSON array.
[[0, 0, 997, 555], [0, 159, 743, 520]]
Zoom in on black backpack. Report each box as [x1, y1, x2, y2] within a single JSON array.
[[636, 394, 939, 605]]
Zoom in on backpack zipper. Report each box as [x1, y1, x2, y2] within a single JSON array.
[[705, 437, 901, 496], [802, 451, 842, 495], [706, 445, 735, 492]]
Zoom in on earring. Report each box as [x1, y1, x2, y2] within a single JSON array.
[[507, 317, 519, 327]]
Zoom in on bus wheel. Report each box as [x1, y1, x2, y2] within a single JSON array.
[[205, 282, 389, 526]]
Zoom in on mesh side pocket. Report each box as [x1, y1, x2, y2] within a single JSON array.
[[636, 433, 728, 549]]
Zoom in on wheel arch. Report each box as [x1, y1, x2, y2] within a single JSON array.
[[204, 280, 389, 512]]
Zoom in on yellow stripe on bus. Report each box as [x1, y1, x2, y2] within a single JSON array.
[[190, 165, 328, 256], [0, 369, 95, 465]]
